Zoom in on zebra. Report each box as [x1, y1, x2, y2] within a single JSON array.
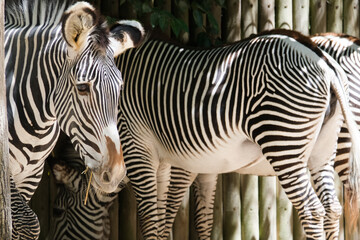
[[183, 33, 360, 240], [5, 0, 144, 237], [115, 28, 360, 239], [45, 134, 125, 240], [311, 33, 360, 233]]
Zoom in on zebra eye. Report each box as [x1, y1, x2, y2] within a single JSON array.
[[76, 83, 90, 95]]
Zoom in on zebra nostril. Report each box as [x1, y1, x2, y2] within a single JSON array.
[[101, 171, 111, 183]]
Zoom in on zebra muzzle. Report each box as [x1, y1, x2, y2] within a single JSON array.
[[91, 136, 126, 193]]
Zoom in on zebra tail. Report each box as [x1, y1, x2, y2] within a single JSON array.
[[326, 53, 360, 230]]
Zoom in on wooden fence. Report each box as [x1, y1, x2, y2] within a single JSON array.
[[29, 0, 360, 239]]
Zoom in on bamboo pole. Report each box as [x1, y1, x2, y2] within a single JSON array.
[[225, 0, 241, 42], [241, 0, 258, 38], [259, 177, 277, 240], [241, 175, 259, 240], [258, 2, 277, 239], [172, 189, 190, 240], [221, 1, 241, 239], [327, 0, 343, 33], [118, 184, 137, 240], [293, 0, 310, 35], [343, 0, 359, 37], [0, 0, 11, 236], [223, 173, 241, 240], [276, 0, 293, 29], [189, 185, 198, 240], [109, 195, 119, 240], [277, 182, 293, 239], [211, 175, 223, 240], [240, 2, 259, 239], [292, 206, 306, 240], [259, 0, 275, 31], [310, 0, 327, 34]]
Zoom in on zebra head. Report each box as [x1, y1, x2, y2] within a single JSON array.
[[54, 2, 144, 193]]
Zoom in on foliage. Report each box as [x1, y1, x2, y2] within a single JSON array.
[[119, 0, 225, 47]]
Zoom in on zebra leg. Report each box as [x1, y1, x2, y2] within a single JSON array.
[[255, 116, 327, 239], [192, 174, 218, 240], [163, 167, 197, 239], [10, 177, 40, 240], [332, 124, 360, 230], [270, 159, 325, 239], [126, 158, 160, 239], [308, 102, 343, 239], [156, 162, 171, 239], [310, 162, 342, 240]]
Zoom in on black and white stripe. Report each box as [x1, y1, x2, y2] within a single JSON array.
[[5, 1, 143, 238], [11, 177, 40, 240], [311, 33, 360, 237], [115, 30, 360, 239], [46, 137, 124, 240]]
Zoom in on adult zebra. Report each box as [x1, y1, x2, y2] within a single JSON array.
[[5, 0, 143, 237], [115, 28, 360, 239], [311, 33, 360, 230], [182, 33, 360, 240]]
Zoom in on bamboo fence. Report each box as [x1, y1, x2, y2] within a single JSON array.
[[29, 0, 360, 239]]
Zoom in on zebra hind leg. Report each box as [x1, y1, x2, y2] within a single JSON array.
[[308, 101, 344, 239], [310, 162, 342, 240], [192, 173, 218, 240], [271, 159, 325, 239], [156, 162, 171, 239]]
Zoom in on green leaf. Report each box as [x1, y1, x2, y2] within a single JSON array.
[[150, 12, 159, 28], [142, 2, 152, 13], [171, 18, 189, 37], [207, 13, 219, 35], [215, 0, 225, 7], [158, 14, 169, 31], [192, 9, 203, 28], [171, 20, 181, 37], [106, 16, 118, 25]]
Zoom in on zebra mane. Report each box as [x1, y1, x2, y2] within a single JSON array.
[[254, 29, 326, 59], [5, 0, 74, 27], [6, 0, 110, 50], [312, 32, 360, 46]]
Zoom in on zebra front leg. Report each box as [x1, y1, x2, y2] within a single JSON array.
[[10, 177, 40, 239], [124, 153, 160, 239], [192, 174, 218, 240], [163, 167, 197, 240]]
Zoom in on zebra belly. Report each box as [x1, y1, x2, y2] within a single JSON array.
[[161, 137, 275, 175]]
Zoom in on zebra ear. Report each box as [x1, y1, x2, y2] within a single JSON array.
[[109, 20, 145, 57], [61, 2, 97, 54]]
